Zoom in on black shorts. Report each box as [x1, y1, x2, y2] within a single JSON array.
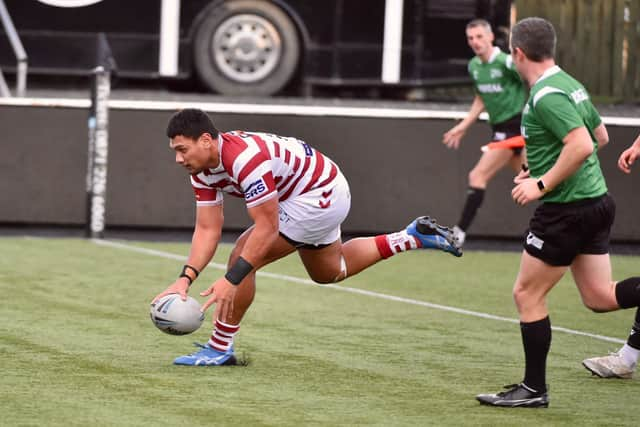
[[523, 193, 616, 266], [492, 114, 523, 155]]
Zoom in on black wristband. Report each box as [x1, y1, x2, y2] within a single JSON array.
[[179, 264, 200, 286], [225, 256, 254, 286]]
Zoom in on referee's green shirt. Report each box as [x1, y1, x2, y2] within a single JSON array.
[[522, 65, 607, 203]]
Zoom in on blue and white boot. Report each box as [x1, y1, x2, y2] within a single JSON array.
[[173, 343, 237, 366], [406, 216, 462, 257]]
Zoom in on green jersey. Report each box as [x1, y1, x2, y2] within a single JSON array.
[[521, 65, 607, 203], [468, 47, 527, 125]]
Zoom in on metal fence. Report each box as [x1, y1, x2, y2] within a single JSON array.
[[516, 0, 640, 101]]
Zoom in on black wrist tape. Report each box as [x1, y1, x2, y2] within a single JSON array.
[[225, 256, 254, 286], [179, 264, 200, 286]]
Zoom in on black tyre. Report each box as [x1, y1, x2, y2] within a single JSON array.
[[192, 0, 300, 96]]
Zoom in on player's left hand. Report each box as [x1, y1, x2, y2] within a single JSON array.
[[200, 277, 238, 323], [511, 178, 542, 206]]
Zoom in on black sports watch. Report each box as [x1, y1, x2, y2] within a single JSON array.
[[536, 179, 549, 193]]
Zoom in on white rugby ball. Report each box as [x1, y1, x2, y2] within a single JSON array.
[[150, 294, 204, 335]]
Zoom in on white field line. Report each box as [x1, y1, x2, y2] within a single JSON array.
[[93, 238, 625, 345]]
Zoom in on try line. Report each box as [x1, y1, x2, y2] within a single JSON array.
[[93, 238, 625, 345]]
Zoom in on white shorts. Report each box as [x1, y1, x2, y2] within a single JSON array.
[[278, 171, 351, 247]]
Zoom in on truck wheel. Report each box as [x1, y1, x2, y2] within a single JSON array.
[[193, 0, 300, 96]]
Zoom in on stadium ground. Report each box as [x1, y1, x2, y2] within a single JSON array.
[[1, 235, 638, 426]]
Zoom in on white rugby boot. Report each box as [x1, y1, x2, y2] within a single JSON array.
[[582, 352, 636, 379]]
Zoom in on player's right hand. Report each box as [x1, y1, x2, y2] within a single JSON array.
[[151, 277, 191, 303], [442, 126, 464, 149]]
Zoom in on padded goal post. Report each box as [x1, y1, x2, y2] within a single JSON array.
[[86, 33, 116, 238]]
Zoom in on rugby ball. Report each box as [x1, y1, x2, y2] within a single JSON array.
[[150, 294, 204, 335]]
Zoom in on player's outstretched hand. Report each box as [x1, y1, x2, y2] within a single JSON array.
[[618, 145, 640, 174], [151, 277, 191, 303], [200, 277, 238, 324], [442, 125, 465, 149]]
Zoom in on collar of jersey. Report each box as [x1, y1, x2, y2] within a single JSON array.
[[209, 134, 225, 173], [483, 46, 501, 64], [534, 65, 561, 85]]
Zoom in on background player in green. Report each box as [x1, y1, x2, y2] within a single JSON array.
[[476, 17, 640, 408], [442, 19, 527, 246]]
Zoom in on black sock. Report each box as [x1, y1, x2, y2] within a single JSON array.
[[628, 308, 640, 350], [614, 277, 640, 349], [457, 187, 485, 231], [521, 316, 551, 393], [615, 277, 640, 308]]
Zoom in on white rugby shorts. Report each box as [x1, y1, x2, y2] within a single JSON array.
[[278, 171, 351, 246]]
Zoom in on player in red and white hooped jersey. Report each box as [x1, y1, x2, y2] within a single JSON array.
[[153, 109, 462, 367]]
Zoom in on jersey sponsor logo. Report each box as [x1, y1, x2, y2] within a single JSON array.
[[477, 83, 503, 93], [244, 178, 268, 200], [570, 88, 589, 104], [526, 232, 544, 250], [298, 140, 313, 156], [490, 68, 503, 79]]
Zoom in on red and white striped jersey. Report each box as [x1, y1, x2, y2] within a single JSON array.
[[190, 131, 339, 208]]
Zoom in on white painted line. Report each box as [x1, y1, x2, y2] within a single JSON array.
[[93, 238, 625, 345], [382, 0, 404, 83], [159, 0, 181, 76], [1, 95, 638, 127]]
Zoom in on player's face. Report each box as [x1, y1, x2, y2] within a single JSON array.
[[466, 26, 494, 58], [170, 134, 214, 174]]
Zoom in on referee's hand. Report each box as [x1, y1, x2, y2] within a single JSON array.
[[514, 165, 530, 183], [511, 178, 542, 206]]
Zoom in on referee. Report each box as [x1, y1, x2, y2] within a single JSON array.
[[476, 17, 640, 408]]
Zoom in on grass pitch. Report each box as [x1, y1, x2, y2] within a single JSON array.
[[1, 236, 638, 426]]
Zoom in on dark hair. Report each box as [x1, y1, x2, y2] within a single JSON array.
[[466, 18, 492, 32], [166, 108, 219, 140], [511, 17, 556, 62]]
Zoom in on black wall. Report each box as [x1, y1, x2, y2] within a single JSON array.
[[1, 103, 638, 241]]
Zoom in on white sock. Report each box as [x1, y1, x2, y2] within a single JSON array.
[[619, 343, 639, 367], [386, 230, 419, 253]]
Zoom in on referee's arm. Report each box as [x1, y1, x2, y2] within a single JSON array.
[[593, 123, 609, 150], [539, 126, 594, 191]]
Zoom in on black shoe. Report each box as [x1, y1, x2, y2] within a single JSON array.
[[476, 383, 549, 408]]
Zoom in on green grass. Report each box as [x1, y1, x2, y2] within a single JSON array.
[[1, 236, 638, 426]]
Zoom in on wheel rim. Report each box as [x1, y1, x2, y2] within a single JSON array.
[[212, 14, 282, 83]]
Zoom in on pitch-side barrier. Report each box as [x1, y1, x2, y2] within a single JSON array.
[[1, 97, 638, 241]]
